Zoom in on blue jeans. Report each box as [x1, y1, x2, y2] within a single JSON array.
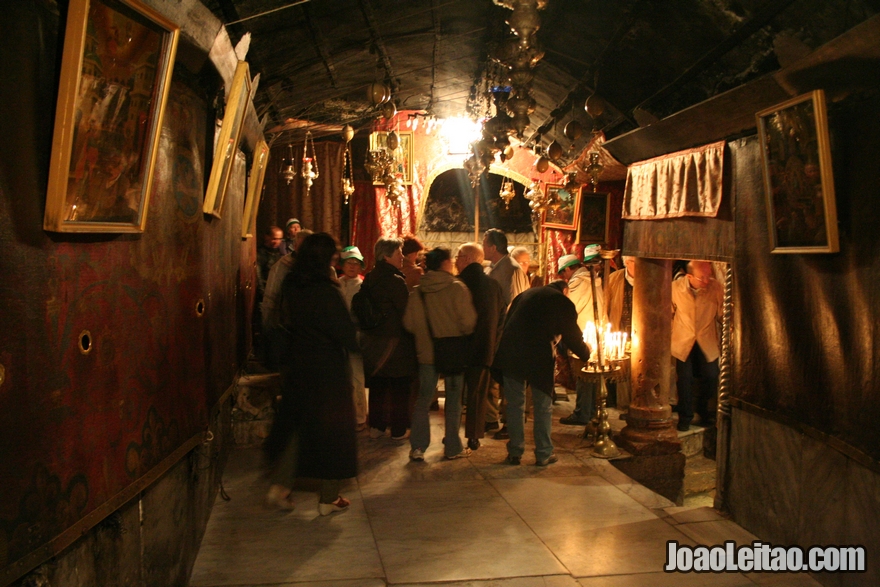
[[571, 377, 597, 423], [411, 364, 464, 457], [504, 375, 553, 461]]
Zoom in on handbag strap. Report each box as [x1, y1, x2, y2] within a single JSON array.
[[417, 288, 437, 339]]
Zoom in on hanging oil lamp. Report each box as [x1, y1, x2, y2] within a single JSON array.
[[341, 125, 355, 204], [281, 143, 296, 185], [300, 130, 319, 196], [499, 178, 516, 209], [586, 151, 603, 192]]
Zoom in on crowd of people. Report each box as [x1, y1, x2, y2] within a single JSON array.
[[254, 222, 724, 513]]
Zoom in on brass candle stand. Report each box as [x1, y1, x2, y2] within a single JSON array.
[[581, 357, 626, 458]]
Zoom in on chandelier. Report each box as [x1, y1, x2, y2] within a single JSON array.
[[280, 143, 296, 185], [524, 179, 547, 215], [300, 130, 319, 197], [584, 151, 604, 192], [364, 135, 406, 207]]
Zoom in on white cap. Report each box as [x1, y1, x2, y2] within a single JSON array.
[[340, 246, 364, 266], [557, 254, 580, 273]]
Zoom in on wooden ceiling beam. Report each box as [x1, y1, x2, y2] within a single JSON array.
[[634, 0, 799, 115], [358, 0, 398, 91], [302, 2, 339, 88]]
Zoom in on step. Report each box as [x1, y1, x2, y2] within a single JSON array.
[[684, 454, 717, 496]]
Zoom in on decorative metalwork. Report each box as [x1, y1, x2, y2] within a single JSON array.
[[585, 151, 603, 192], [524, 179, 546, 214], [499, 178, 516, 209], [300, 130, 319, 197], [281, 143, 296, 185], [714, 264, 734, 511]]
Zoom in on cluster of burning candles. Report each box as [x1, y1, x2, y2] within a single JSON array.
[[583, 321, 629, 365]]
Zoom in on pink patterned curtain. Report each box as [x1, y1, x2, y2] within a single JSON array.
[[622, 140, 725, 219]]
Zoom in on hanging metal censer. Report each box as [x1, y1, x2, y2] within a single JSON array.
[[281, 143, 296, 185], [301, 130, 319, 196], [499, 178, 516, 209]]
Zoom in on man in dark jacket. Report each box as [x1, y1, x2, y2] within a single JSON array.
[[359, 237, 418, 440], [455, 243, 506, 450], [492, 282, 590, 466]]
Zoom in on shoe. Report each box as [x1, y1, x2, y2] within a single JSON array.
[[484, 421, 500, 432], [444, 448, 472, 460], [493, 426, 509, 440], [677, 420, 691, 432], [559, 415, 589, 425], [467, 438, 480, 450], [318, 496, 350, 516], [265, 485, 296, 511], [391, 430, 410, 440], [505, 455, 521, 465], [409, 448, 425, 461], [535, 454, 558, 467], [369, 427, 385, 439]]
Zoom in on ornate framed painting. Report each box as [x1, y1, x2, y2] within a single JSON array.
[[43, 0, 179, 233], [203, 60, 251, 218], [576, 192, 610, 244], [756, 89, 839, 253], [369, 131, 413, 185], [241, 139, 269, 239], [542, 184, 582, 231]]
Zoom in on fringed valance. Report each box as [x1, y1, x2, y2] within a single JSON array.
[[622, 140, 725, 219]]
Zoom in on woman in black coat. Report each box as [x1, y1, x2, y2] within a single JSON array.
[[264, 232, 359, 515]]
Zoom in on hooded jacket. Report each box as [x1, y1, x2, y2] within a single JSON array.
[[403, 270, 477, 365]]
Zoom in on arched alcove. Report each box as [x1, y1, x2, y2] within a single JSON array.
[[417, 165, 537, 251]]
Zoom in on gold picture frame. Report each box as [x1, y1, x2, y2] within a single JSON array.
[[542, 184, 582, 231], [43, 0, 179, 233], [241, 139, 269, 239], [576, 192, 611, 244], [756, 89, 839, 253], [203, 60, 251, 218], [369, 131, 413, 185]]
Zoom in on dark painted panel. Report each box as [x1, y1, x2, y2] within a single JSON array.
[[732, 92, 880, 461], [0, 2, 248, 579]]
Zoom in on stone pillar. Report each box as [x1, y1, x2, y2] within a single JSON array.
[[614, 257, 683, 503], [619, 257, 679, 453]]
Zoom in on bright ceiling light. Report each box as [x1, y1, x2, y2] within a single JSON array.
[[440, 116, 483, 155]]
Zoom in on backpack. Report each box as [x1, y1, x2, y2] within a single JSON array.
[[351, 283, 387, 330]]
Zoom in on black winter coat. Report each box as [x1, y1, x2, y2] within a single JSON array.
[[492, 285, 590, 394], [458, 263, 506, 368], [265, 271, 359, 480], [359, 260, 417, 380]]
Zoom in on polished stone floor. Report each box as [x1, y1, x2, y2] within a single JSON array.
[[189, 398, 822, 587]]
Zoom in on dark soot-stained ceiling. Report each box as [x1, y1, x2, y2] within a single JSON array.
[[205, 0, 878, 156]]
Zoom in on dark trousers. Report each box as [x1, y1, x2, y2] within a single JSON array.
[[464, 366, 492, 440], [368, 375, 412, 437], [676, 344, 719, 425]]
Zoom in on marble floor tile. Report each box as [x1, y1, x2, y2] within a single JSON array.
[[361, 479, 567, 583], [395, 576, 580, 587], [663, 506, 726, 525], [491, 477, 693, 577], [744, 571, 824, 586], [575, 571, 756, 586], [673, 519, 759, 547]]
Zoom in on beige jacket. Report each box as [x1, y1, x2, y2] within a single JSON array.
[[606, 268, 630, 331], [671, 276, 723, 362], [487, 254, 530, 307], [403, 270, 477, 365], [568, 266, 605, 331]]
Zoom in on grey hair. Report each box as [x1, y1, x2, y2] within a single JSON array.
[[374, 237, 403, 263]]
